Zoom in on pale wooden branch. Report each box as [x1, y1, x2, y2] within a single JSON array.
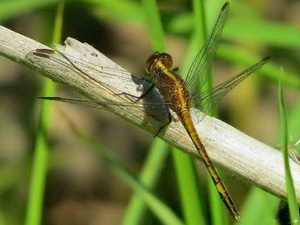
[[0, 25, 299, 203]]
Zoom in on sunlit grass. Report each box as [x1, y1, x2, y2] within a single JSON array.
[[121, 0, 173, 224], [24, 2, 64, 225], [278, 74, 300, 225], [134, 0, 206, 225], [59, 112, 183, 225], [240, 187, 280, 225], [121, 141, 169, 225]]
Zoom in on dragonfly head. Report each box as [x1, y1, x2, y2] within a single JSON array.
[[145, 52, 173, 75]]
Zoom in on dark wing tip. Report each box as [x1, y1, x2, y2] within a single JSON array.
[[37, 97, 62, 100], [262, 56, 272, 62], [222, 2, 230, 10]]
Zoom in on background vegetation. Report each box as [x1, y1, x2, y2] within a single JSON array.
[[0, 0, 299, 224]]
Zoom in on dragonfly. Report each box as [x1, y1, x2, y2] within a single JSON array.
[[31, 2, 270, 223]]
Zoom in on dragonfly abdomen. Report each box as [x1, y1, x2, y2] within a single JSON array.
[[178, 109, 240, 222]]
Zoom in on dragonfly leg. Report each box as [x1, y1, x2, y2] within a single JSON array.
[[153, 109, 172, 138], [115, 84, 155, 101]]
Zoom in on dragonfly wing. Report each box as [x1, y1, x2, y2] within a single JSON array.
[[55, 39, 152, 82], [38, 96, 174, 109], [193, 56, 271, 115], [190, 108, 208, 126], [27, 46, 152, 99], [38, 97, 141, 109], [185, 2, 229, 92], [38, 97, 173, 122]]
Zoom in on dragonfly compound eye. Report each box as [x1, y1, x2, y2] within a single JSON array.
[[160, 53, 173, 70], [145, 52, 160, 74], [145, 52, 173, 74]]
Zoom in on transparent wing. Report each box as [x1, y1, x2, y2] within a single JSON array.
[[27, 48, 152, 93], [31, 48, 175, 122], [38, 96, 173, 123], [38, 97, 172, 110], [185, 2, 229, 91], [193, 56, 271, 114]]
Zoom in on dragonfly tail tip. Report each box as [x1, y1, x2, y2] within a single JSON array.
[[222, 2, 230, 9], [234, 215, 241, 223], [263, 56, 272, 61]]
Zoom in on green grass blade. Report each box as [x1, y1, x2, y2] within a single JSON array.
[[141, 0, 165, 52], [172, 151, 205, 225], [121, 139, 169, 225], [112, 162, 184, 225], [24, 104, 51, 225], [240, 187, 280, 225], [168, 1, 209, 225], [240, 70, 300, 225], [0, 0, 61, 22], [52, 2, 64, 45], [278, 74, 300, 225], [173, 35, 208, 225], [218, 44, 300, 89], [170, 34, 206, 225], [190, 1, 232, 224], [200, 1, 229, 224], [140, 0, 205, 224], [24, 3, 64, 225], [121, 0, 171, 224], [192, 0, 207, 44], [67, 122, 183, 225], [289, 99, 300, 141]]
